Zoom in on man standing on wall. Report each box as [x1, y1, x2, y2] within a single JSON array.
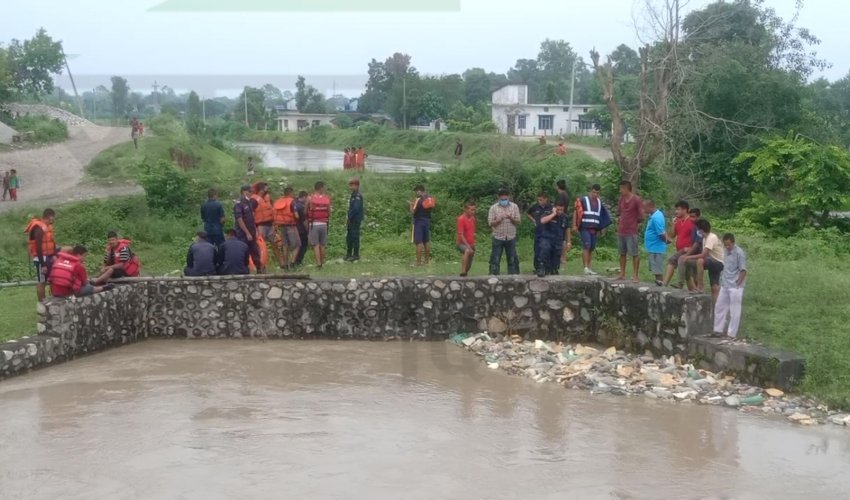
[[410, 185, 435, 266], [662, 201, 696, 288], [616, 180, 643, 283], [573, 184, 611, 275], [488, 189, 521, 275], [346, 178, 364, 262], [643, 199, 668, 286], [201, 188, 226, 247], [24, 208, 57, 301], [234, 184, 263, 273], [713, 233, 747, 339]]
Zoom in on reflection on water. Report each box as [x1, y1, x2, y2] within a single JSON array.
[[1, 340, 849, 499], [237, 142, 442, 173]]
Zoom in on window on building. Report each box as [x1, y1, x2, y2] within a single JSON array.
[[583, 107, 589, 113], [563, 107, 569, 112], [538, 115, 553, 130], [543, 107, 549, 112], [518, 115, 527, 129], [578, 114, 593, 130]]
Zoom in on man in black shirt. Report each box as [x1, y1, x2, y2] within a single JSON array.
[[218, 229, 249, 275], [292, 191, 309, 267], [346, 178, 364, 261]]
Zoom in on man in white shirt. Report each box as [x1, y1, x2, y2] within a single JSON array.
[[713, 233, 748, 339], [682, 218, 724, 304]]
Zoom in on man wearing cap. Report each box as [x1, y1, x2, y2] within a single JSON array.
[[184, 231, 218, 277], [234, 184, 263, 273]]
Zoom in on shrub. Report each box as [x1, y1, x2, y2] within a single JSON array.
[[13, 114, 68, 143], [139, 159, 191, 212]]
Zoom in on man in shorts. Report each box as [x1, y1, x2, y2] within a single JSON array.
[[686, 219, 725, 304], [306, 181, 331, 268], [573, 184, 611, 275], [643, 199, 668, 286], [456, 201, 476, 276], [410, 185, 435, 266], [25, 208, 57, 301], [616, 180, 643, 282]]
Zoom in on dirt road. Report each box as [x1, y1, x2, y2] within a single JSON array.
[[513, 135, 613, 161], [0, 124, 142, 213]]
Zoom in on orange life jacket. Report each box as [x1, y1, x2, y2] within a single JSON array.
[[343, 151, 352, 168], [308, 194, 330, 223], [273, 196, 297, 225], [48, 251, 81, 293], [248, 234, 269, 272], [252, 193, 274, 224], [355, 149, 365, 167], [24, 218, 56, 258], [108, 239, 141, 277]]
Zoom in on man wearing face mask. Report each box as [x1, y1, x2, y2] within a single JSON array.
[[487, 188, 521, 275]]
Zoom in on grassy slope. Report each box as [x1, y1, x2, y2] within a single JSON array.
[[1, 125, 849, 409]]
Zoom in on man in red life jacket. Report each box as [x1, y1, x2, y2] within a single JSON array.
[[343, 148, 352, 170], [94, 231, 141, 283], [49, 245, 113, 298], [306, 181, 331, 268], [355, 146, 366, 170], [25, 208, 57, 301]]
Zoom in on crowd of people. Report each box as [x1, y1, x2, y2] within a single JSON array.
[[342, 147, 367, 170], [24, 175, 747, 339]]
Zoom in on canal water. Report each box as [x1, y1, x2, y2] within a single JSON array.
[[1, 340, 849, 499], [237, 143, 442, 173]]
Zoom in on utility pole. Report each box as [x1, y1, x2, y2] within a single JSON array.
[[403, 77, 407, 130], [152, 81, 160, 108], [62, 49, 85, 119], [244, 86, 249, 127], [93, 87, 97, 122], [567, 59, 577, 135], [202, 98, 206, 124]]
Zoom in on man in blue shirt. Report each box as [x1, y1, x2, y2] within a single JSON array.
[[200, 188, 225, 247], [643, 199, 669, 285], [234, 184, 262, 273], [218, 229, 250, 275], [184, 231, 217, 276], [346, 178, 364, 262]]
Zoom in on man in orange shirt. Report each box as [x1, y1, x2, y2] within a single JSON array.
[[456, 201, 476, 277]]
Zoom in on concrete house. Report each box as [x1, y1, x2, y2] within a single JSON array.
[[491, 84, 600, 136], [276, 111, 337, 131]]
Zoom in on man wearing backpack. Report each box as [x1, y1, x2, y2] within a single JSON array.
[[410, 185, 435, 266]]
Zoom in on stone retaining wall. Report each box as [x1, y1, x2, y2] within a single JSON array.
[[0, 275, 802, 389]]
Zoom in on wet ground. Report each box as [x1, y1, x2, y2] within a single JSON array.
[[237, 142, 442, 173], [1, 340, 849, 499]]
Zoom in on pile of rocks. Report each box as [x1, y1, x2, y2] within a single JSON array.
[[452, 332, 850, 428], [2, 104, 92, 126]]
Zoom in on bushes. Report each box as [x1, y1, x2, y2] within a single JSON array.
[[140, 160, 191, 212], [12, 114, 68, 143]]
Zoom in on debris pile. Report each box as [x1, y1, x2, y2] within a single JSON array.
[[451, 332, 850, 428]]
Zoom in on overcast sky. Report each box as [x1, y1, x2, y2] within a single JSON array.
[[7, 0, 848, 97]]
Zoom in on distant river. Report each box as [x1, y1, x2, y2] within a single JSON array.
[[237, 142, 442, 173]]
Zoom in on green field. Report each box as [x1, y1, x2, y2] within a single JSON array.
[[1, 123, 849, 409]]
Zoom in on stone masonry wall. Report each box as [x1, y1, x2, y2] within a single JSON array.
[[1, 276, 712, 381]]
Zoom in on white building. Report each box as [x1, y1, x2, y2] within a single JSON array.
[[276, 111, 336, 131], [491, 84, 600, 136]]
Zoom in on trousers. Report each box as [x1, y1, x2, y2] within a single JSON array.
[[347, 222, 361, 258], [489, 237, 519, 275], [714, 286, 744, 337]]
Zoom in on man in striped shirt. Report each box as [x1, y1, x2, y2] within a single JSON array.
[[488, 188, 521, 275]]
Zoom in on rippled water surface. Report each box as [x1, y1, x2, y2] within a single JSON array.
[[1, 340, 849, 499], [237, 142, 442, 173]]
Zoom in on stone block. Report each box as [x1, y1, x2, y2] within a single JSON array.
[[688, 335, 805, 390]]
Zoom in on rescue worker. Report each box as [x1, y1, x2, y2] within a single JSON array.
[[346, 178, 364, 262], [273, 186, 300, 270], [252, 182, 280, 267], [25, 208, 57, 301], [573, 184, 612, 275], [292, 191, 310, 267], [96, 231, 141, 282], [218, 229, 250, 275], [49, 245, 113, 298], [234, 184, 263, 273], [306, 181, 331, 268], [343, 148, 352, 170], [200, 188, 226, 247], [355, 146, 366, 170], [539, 202, 572, 276], [184, 231, 218, 277]]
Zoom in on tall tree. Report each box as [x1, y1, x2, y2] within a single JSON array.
[[110, 76, 130, 118], [4, 28, 64, 98], [186, 90, 203, 135], [295, 76, 309, 112]]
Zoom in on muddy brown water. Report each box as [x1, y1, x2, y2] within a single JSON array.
[[1, 340, 849, 499], [236, 142, 442, 173]]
